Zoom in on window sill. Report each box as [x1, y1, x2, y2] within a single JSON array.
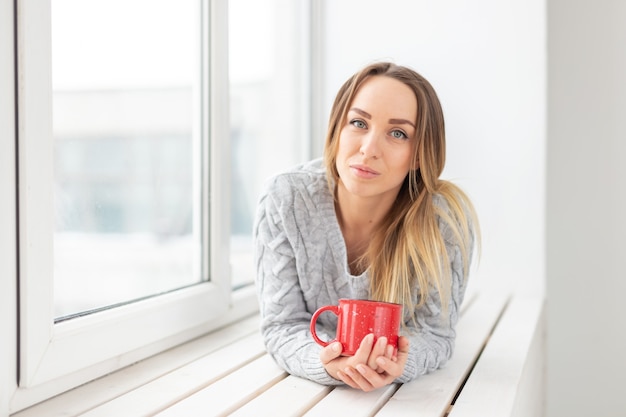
[[10, 285, 259, 416], [11, 286, 545, 417]]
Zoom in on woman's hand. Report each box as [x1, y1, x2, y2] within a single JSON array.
[[320, 334, 410, 391]]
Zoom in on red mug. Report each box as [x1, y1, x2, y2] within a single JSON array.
[[310, 299, 402, 356]]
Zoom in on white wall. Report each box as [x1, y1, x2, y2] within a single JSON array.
[[547, 1, 626, 416], [320, 0, 546, 294], [319, 1, 626, 415]]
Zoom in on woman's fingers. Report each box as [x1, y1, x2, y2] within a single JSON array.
[[344, 335, 410, 391], [367, 336, 388, 372], [321, 335, 410, 390], [352, 363, 401, 391], [343, 365, 377, 392], [319, 341, 343, 365], [385, 342, 393, 358], [396, 336, 410, 358], [352, 334, 375, 364], [336, 369, 360, 389], [375, 336, 410, 378], [320, 342, 346, 381]]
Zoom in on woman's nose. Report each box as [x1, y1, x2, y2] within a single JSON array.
[[359, 131, 382, 159]]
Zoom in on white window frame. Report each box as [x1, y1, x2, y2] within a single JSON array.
[[8, 0, 259, 412]]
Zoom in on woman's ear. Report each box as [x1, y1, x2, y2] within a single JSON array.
[[410, 157, 420, 171]]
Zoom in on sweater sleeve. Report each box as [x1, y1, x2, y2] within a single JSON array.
[[397, 238, 468, 382], [253, 178, 341, 386], [254, 173, 474, 386]]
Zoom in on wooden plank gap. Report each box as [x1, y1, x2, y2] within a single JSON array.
[[448, 295, 545, 417], [11, 315, 261, 417], [77, 333, 267, 417], [304, 383, 399, 417], [366, 383, 401, 416], [154, 355, 288, 417], [375, 291, 510, 417], [449, 295, 512, 407], [229, 375, 333, 417]]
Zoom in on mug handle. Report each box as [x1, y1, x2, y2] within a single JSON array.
[[310, 305, 339, 347]]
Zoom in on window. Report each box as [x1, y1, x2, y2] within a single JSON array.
[[17, 0, 231, 397], [228, 0, 315, 289], [13, 0, 225, 409], [7, 0, 315, 412], [52, 0, 205, 319]]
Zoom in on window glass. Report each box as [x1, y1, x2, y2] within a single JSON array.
[[52, 0, 203, 318], [229, 0, 311, 288]]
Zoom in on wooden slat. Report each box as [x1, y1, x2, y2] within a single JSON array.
[[230, 375, 332, 417], [155, 354, 287, 416], [12, 315, 261, 417], [448, 295, 545, 417], [304, 384, 399, 417], [375, 291, 510, 417], [13, 291, 546, 417], [79, 332, 266, 417]]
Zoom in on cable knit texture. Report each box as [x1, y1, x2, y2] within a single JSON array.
[[253, 158, 470, 385]]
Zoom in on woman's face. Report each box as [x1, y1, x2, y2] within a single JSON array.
[[336, 75, 418, 202]]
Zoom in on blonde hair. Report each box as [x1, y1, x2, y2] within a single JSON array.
[[323, 62, 480, 315]]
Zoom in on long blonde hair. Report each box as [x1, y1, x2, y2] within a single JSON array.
[[323, 62, 480, 314]]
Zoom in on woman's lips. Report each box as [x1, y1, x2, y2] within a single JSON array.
[[350, 164, 380, 179]]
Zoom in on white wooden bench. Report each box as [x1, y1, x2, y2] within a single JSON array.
[[12, 288, 545, 417]]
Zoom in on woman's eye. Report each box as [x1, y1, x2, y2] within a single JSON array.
[[351, 119, 367, 129], [391, 130, 408, 140]]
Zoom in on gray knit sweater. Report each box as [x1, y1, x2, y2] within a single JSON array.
[[253, 158, 469, 386]]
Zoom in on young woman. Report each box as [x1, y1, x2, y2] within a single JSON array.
[[253, 62, 479, 392]]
